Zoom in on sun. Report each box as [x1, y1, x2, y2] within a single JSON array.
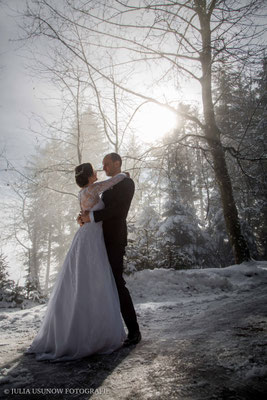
[[134, 103, 178, 142]]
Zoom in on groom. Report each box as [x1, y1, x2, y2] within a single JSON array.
[[80, 153, 141, 346]]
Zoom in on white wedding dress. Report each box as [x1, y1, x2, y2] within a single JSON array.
[[26, 174, 127, 361]]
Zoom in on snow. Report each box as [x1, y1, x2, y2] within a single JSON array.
[[127, 261, 267, 303], [0, 261, 267, 399]]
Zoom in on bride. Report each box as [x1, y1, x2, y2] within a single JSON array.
[[26, 163, 127, 361]]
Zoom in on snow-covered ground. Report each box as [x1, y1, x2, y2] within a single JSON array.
[[0, 261, 267, 399]]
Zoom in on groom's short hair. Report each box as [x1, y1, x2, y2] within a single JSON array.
[[106, 152, 122, 166]]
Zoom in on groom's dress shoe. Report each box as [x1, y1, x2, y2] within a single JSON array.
[[123, 331, 142, 347]]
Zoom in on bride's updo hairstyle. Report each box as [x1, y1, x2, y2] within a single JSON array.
[[75, 163, 94, 188]]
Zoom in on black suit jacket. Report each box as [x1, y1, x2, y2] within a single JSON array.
[[93, 177, 135, 246]]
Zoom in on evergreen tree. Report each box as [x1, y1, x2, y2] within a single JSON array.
[[157, 133, 218, 269], [158, 187, 217, 269], [0, 253, 24, 307], [126, 202, 161, 272]]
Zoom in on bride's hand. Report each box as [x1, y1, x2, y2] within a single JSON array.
[[81, 211, 91, 224], [77, 214, 84, 226]]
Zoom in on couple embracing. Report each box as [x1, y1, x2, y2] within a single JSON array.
[[26, 153, 141, 361]]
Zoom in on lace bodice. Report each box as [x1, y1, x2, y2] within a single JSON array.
[[78, 173, 126, 212]]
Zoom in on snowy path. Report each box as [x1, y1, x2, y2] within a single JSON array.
[[0, 262, 267, 399]]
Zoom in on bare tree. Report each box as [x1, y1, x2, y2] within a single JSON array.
[[20, 0, 267, 263]]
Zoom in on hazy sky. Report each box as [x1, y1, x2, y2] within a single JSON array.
[[0, 1, 60, 169], [1, 2, 32, 160]]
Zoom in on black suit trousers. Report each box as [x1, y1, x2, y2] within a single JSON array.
[[105, 244, 139, 334]]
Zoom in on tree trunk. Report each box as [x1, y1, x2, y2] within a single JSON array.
[[31, 226, 41, 289], [196, 146, 205, 222], [197, 1, 250, 264], [209, 135, 250, 263], [45, 228, 52, 295], [76, 78, 82, 164]]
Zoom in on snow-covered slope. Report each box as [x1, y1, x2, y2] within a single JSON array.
[[0, 261, 267, 399], [127, 261, 267, 302]]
